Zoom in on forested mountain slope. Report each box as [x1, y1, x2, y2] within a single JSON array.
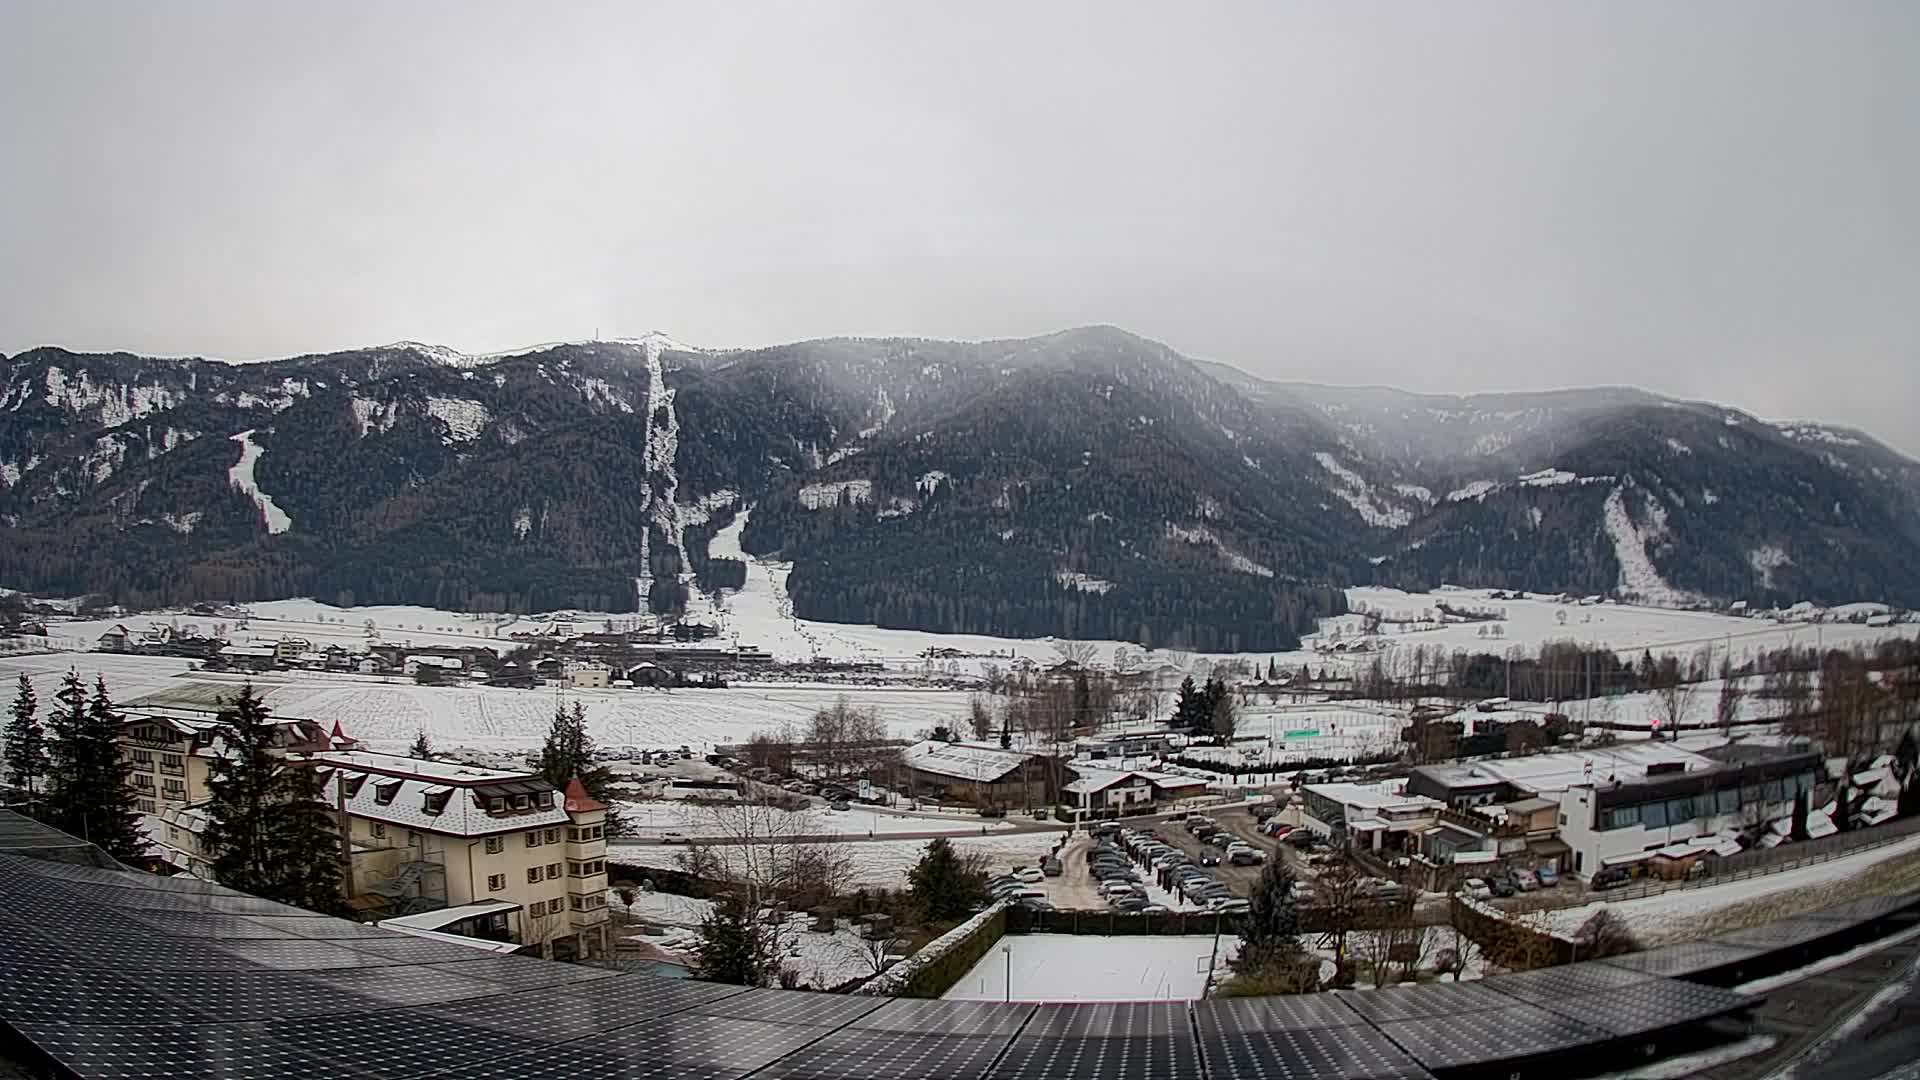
[[4, 327, 1916, 648]]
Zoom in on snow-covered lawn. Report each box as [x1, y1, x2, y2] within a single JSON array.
[[609, 889, 896, 990], [611, 833, 1061, 891], [1531, 832, 1920, 944], [616, 801, 1023, 840], [943, 933, 1228, 1002]]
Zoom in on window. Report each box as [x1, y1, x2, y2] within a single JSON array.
[[1641, 801, 1669, 829], [1666, 797, 1694, 822], [160, 753, 184, 771], [544, 829, 559, 844], [132, 750, 155, 767], [133, 774, 154, 790], [570, 895, 585, 911], [529, 900, 544, 916], [526, 832, 541, 848], [527, 868, 541, 885], [423, 791, 450, 815], [486, 874, 505, 891], [545, 863, 561, 880], [591, 825, 603, 840], [512, 795, 530, 810], [137, 799, 156, 814], [485, 837, 503, 855], [371, 823, 386, 839], [1715, 788, 1739, 815], [536, 793, 553, 809], [568, 860, 582, 876], [488, 797, 507, 812], [374, 781, 401, 806], [568, 827, 585, 842], [162, 779, 185, 798], [1558, 813, 1567, 826]]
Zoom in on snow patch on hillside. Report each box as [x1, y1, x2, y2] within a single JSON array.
[[1749, 545, 1791, 589], [1165, 523, 1275, 577], [634, 337, 688, 610], [1313, 452, 1411, 528], [150, 426, 198, 457], [916, 471, 949, 495], [42, 367, 182, 428], [875, 497, 918, 519], [227, 430, 292, 534], [579, 377, 635, 413], [425, 396, 491, 442], [0, 461, 17, 487], [1701, 489, 1719, 505], [799, 479, 873, 509], [349, 396, 396, 437], [512, 507, 533, 540], [1446, 480, 1500, 502], [1055, 571, 1114, 594], [1518, 468, 1578, 487], [160, 512, 202, 535], [1774, 422, 1861, 447], [1665, 438, 1692, 455], [1602, 485, 1700, 606], [1393, 483, 1434, 505]]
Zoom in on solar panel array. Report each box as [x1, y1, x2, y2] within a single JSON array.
[[1599, 888, 1920, 984], [0, 840, 1788, 1080]]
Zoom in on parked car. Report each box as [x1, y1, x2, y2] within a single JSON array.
[[1536, 865, 1560, 888], [829, 800, 851, 812], [1461, 878, 1493, 900], [1285, 831, 1318, 849], [659, 831, 690, 844], [1207, 833, 1234, 849], [1512, 869, 1539, 892], [1013, 868, 1045, 884], [1590, 866, 1633, 891], [1229, 849, 1265, 866], [1488, 876, 1516, 898], [1016, 898, 1054, 912], [1031, 808, 1049, 820], [1215, 899, 1251, 914], [1041, 858, 1063, 877], [1199, 852, 1221, 867]]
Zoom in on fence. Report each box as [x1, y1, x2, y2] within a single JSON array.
[[858, 903, 1009, 998], [1005, 906, 1245, 937], [1513, 813, 1920, 913]]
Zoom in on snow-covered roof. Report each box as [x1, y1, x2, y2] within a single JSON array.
[[900, 741, 1035, 783], [378, 899, 520, 932], [1305, 780, 1441, 814], [1063, 768, 1137, 796], [311, 750, 529, 784]]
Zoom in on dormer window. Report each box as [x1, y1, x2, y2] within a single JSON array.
[[488, 797, 507, 813], [374, 781, 402, 806], [512, 795, 531, 810], [422, 789, 450, 815], [343, 776, 367, 798], [535, 793, 553, 810]]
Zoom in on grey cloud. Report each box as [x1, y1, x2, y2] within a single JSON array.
[[2, 1, 1916, 452]]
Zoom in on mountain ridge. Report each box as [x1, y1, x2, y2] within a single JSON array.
[[4, 327, 1917, 644]]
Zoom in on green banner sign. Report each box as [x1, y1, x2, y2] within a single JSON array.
[[1282, 729, 1321, 739]]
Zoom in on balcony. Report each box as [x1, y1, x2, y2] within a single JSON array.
[[159, 762, 185, 777]]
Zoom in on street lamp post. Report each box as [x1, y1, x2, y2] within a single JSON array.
[[1002, 944, 1012, 1003]]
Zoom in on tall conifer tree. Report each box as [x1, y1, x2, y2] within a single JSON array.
[[3, 674, 49, 808], [202, 684, 345, 912]]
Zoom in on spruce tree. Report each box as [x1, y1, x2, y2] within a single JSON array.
[[408, 729, 433, 759], [908, 836, 984, 922], [203, 684, 344, 912], [535, 702, 622, 833], [691, 892, 768, 985], [1236, 856, 1301, 970], [44, 672, 142, 859], [3, 674, 49, 808]]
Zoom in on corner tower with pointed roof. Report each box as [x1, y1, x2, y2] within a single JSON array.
[[560, 777, 610, 958]]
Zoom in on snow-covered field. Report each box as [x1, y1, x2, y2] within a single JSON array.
[[943, 933, 1226, 1002], [1329, 588, 1912, 670], [616, 800, 1025, 840], [0, 653, 974, 754], [611, 890, 890, 990], [611, 833, 1060, 890]]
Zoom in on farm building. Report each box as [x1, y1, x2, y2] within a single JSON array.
[[899, 741, 1052, 809]]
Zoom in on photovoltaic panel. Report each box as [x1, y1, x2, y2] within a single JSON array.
[[205, 938, 386, 970], [1377, 1004, 1612, 1071], [0, 965, 177, 1028], [848, 998, 1037, 1036], [755, 1029, 1022, 1080], [1714, 917, 1843, 951], [338, 935, 512, 965], [445, 1013, 833, 1080], [1335, 979, 1517, 1024], [422, 976, 752, 1042], [1804, 892, 1920, 927], [988, 1034, 1205, 1080], [1599, 940, 1763, 980], [272, 1007, 567, 1077], [132, 969, 378, 1022], [1194, 993, 1367, 1035], [1482, 960, 1660, 1005], [1520, 979, 1756, 1038], [1199, 1028, 1435, 1080], [8, 1019, 333, 1080], [688, 987, 889, 1028], [1017, 1001, 1192, 1039]]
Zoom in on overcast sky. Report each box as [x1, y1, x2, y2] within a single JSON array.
[[3, 3, 1916, 452]]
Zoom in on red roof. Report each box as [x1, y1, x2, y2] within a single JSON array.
[[563, 777, 608, 813]]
